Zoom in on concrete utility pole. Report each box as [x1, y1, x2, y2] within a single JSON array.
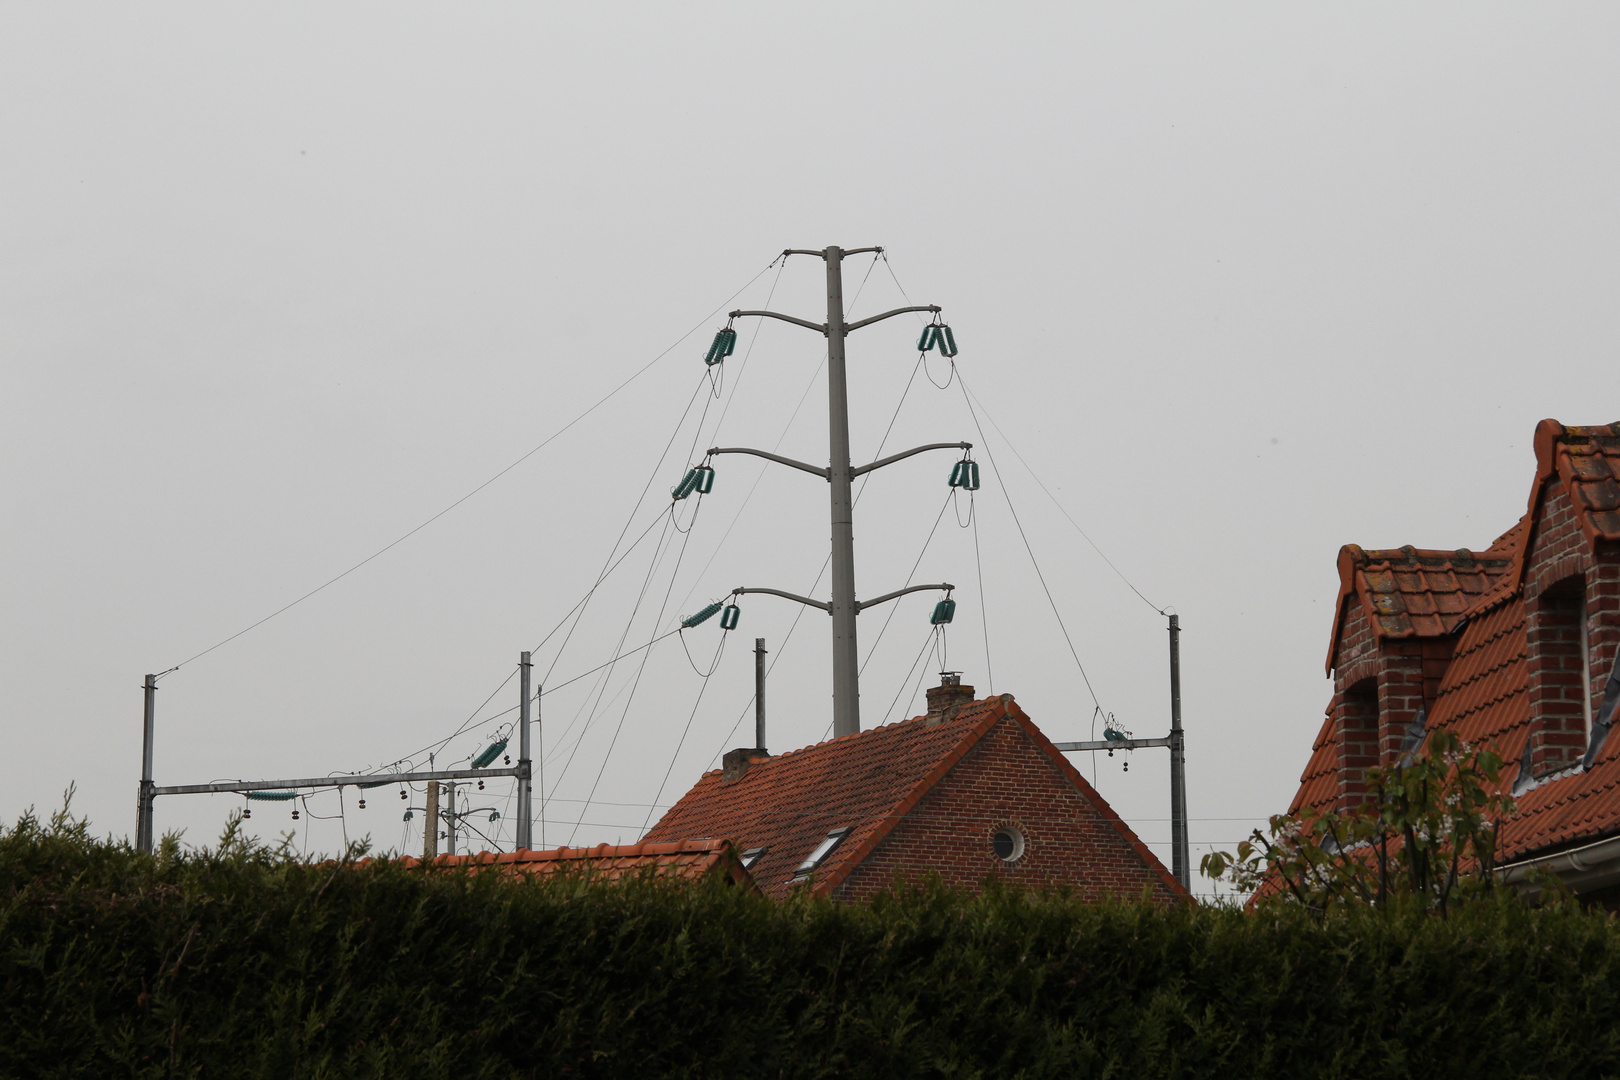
[[754, 638, 767, 751], [517, 651, 533, 851], [719, 246, 962, 737], [136, 674, 156, 854], [1168, 614, 1189, 891]]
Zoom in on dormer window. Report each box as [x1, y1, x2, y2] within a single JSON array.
[[794, 827, 851, 877]]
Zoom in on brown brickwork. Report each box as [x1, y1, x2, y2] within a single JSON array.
[[1332, 679, 1378, 812], [834, 714, 1181, 904], [645, 693, 1185, 905]]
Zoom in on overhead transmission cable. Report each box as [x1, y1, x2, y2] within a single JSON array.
[[160, 258, 783, 677], [953, 366, 1104, 714]]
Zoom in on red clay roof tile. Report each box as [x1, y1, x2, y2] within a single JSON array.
[[403, 837, 754, 887], [643, 695, 1184, 901], [1327, 543, 1516, 675]]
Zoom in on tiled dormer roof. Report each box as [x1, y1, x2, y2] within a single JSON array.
[[642, 695, 1180, 901], [1325, 542, 1517, 675], [404, 838, 754, 886], [1520, 421, 1620, 575]]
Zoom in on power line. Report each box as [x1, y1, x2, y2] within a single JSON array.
[[959, 379, 1166, 615], [159, 258, 782, 676]]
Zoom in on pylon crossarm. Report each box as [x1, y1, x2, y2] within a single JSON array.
[[733, 586, 832, 612], [852, 442, 972, 478], [727, 309, 828, 335], [1052, 736, 1173, 752], [856, 583, 955, 612], [708, 447, 829, 479], [152, 765, 521, 797], [843, 305, 942, 333]]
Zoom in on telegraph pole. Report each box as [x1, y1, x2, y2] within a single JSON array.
[[754, 638, 767, 751], [517, 651, 533, 850], [1168, 614, 1189, 891], [722, 245, 953, 737], [136, 674, 156, 854]]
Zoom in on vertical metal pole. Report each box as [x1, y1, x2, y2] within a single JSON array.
[[825, 245, 862, 737], [137, 674, 156, 854], [423, 780, 439, 860], [446, 781, 458, 856], [755, 638, 767, 751], [1168, 614, 1189, 891], [517, 651, 532, 850], [544, 683, 550, 854]]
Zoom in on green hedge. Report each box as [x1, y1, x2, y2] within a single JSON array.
[[4, 809, 1619, 1079]]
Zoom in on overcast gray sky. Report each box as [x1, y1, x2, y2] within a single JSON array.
[[4, 5, 1617, 897]]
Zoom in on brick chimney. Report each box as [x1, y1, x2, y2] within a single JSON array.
[[924, 673, 975, 726], [722, 747, 766, 782]]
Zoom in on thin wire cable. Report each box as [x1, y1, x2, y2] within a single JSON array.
[[552, 514, 678, 815], [881, 627, 941, 728], [568, 508, 703, 843], [960, 378, 1165, 615], [972, 490, 994, 696], [955, 365, 1105, 713], [640, 631, 728, 834], [162, 259, 781, 676], [858, 490, 953, 679]]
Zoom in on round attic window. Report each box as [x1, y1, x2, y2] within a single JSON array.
[[992, 826, 1025, 863]]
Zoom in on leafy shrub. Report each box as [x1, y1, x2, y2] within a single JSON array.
[[4, 803, 1620, 1078]]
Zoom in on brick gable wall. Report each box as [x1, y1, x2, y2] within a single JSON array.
[[831, 715, 1181, 905], [1326, 603, 1456, 809], [1523, 482, 1620, 776]]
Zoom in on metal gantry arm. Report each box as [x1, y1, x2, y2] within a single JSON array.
[[728, 309, 828, 335], [707, 447, 829, 480], [852, 442, 971, 478], [856, 583, 954, 612], [732, 586, 831, 612], [844, 305, 942, 333], [151, 765, 521, 798]]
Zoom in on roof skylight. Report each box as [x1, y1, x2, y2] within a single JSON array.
[[740, 846, 767, 870], [794, 827, 851, 876]]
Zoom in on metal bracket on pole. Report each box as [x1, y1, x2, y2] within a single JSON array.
[[728, 309, 828, 335], [151, 765, 522, 798], [707, 447, 830, 480], [852, 443, 971, 478], [843, 305, 942, 333], [732, 586, 831, 612], [1052, 736, 1173, 753], [856, 583, 954, 612]]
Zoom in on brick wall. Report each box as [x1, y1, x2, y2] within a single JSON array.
[[1332, 679, 1378, 812], [833, 717, 1180, 906], [1526, 482, 1597, 777], [1327, 599, 1458, 807]]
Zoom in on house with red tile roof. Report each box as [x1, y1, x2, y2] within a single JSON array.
[[1294, 419, 1620, 901], [641, 677, 1187, 904], [405, 837, 756, 888]]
